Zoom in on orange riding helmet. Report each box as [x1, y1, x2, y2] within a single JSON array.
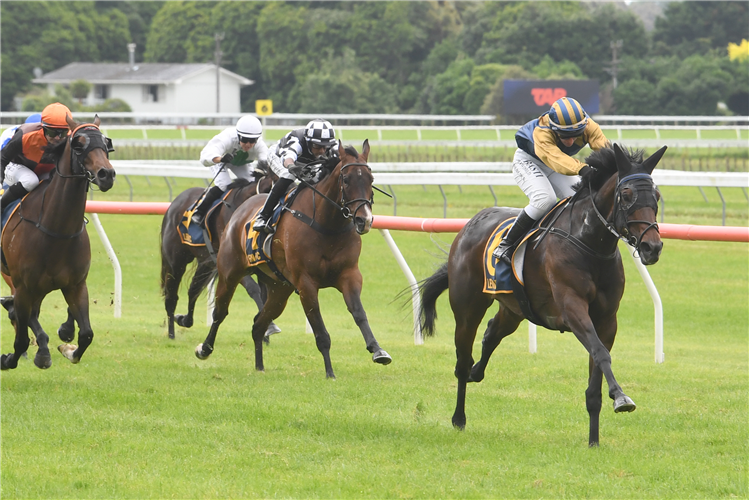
[[41, 102, 72, 129]]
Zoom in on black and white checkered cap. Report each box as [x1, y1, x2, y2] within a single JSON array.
[[304, 119, 336, 146]]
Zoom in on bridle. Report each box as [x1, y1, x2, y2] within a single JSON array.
[[55, 124, 114, 183], [591, 172, 660, 255], [292, 160, 375, 221]]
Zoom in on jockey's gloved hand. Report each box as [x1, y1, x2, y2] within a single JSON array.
[[220, 153, 234, 164], [579, 165, 596, 177], [288, 164, 303, 178]]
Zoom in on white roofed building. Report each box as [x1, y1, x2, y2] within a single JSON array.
[[33, 62, 253, 114]]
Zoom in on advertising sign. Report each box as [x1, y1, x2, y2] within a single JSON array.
[[503, 80, 599, 115]]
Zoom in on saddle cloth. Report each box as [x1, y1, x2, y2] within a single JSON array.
[[178, 189, 235, 246]]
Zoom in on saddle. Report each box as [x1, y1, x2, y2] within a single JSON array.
[[178, 189, 233, 246]]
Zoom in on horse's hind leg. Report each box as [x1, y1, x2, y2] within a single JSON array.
[[338, 270, 391, 365], [58, 282, 93, 364], [176, 260, 214, 329], [58, 307, 76, 342], [240, 275, 280, 341], [162, 254, 190, 339], [0, 290, 32, 370], [449, 285, 492, 430], [586, 359, 604, 447], [469, 305, 523, 383], [29, 303, 52, 369], [195, 265, 244, 361]]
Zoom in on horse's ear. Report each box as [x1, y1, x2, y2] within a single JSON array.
[[337, 139, 346, 160], [362, 139, 370, 162], [94, 114, 101, 127], [641, 145, 668, 174], [65, 113, 78, 131], [613, 143, 634, 177]]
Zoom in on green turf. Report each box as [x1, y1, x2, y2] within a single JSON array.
[[1, 177, 747, 498]]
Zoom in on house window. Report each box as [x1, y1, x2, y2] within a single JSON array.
[[94, 85, 109, 100], [143, 84, 160, 103]]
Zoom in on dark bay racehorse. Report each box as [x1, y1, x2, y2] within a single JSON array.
[[160, 174, 275, 339], [1, 115, 116, 369], [419, 144, 666, 446], [195, 140, 391, 378]]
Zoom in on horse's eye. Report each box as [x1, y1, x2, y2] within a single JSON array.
[[620, 188, 634, 204], [343, 177, 349, 186]]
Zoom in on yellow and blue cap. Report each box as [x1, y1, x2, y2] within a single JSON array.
[[548, 97, 588, 138]]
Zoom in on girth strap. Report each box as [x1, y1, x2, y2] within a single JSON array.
[[284, 207, 353, 235]]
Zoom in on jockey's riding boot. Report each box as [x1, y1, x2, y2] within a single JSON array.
[[191, 185, 224, 227], [1, 183, 29, 213], [492, 210, 537, 265], [254, 177, 294, 234]]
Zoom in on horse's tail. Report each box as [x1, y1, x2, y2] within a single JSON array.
[[418, 262, 449, 337]]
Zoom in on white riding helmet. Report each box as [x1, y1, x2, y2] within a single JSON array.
[[236, 115, 263, 139]]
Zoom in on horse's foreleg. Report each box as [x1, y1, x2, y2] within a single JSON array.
[[250, 280, 293, 372], [470, 305, 523, 383], [195, 268, 242, 361], [586, 359, 604, 447], [240, 275, 281, 339], [298, 281, 336, 379], [1, 291, 32, 370], [566, 303, 635, 415], [29, 304, 52, 369], [338, 273, 391, 365], [177, 261, 214, 329], [59, 282, 93, 364], [57, 307, 76, 342]]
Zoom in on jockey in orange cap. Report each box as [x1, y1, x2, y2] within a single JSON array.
[[1, 103, 71, 212]]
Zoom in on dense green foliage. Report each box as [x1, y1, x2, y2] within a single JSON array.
[[1, 1, 748, 117]]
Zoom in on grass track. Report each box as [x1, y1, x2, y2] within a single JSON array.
[[1, 181, 747, 498]]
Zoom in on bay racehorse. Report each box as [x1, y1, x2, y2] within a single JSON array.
[[160, 173, 276, 340], [419, 144, 666, 446], [1, 114, 116, 369], [195, 140, 391, 378]]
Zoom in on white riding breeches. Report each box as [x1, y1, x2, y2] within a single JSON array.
[[512, 148, 580, 220], [210, 162, 256, 191], [4, 162, 48, 191]]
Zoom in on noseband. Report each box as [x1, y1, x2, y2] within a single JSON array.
[[592, 173, 660, 254]]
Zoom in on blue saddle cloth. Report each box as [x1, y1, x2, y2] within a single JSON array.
[[244, 202, 287, 266], [177, 194, 227, 246], [482, 217, 516, 294], [1, 184, 22, 234]]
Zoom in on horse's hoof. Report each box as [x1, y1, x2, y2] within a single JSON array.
[[265, 323, 281, 337], [195, 343, 213, 360], [451, 418, 466, 431], [57, 326, 75, 343], [57, 344, 80, 364], [613, 395, 636, 413], [0, 353, 17, 370], [175, 314, 193, 328], [468, 364, 484, 383], [372, 349, 392, 365], [34, 353, 52, 369]]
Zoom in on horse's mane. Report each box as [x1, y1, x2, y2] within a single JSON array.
[[226, 178, 252, 190], [574, 145, 645, 193], [317, 145, 359, 182]]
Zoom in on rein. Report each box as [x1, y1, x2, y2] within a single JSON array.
[[534, 172, 658, 259], [285, 161, 374, 234]]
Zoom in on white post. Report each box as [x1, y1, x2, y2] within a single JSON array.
[[90, 213, 121, 318], [206, 276, 215, 325], [628, 245, 664, 363], [378, 229, 423, 344], [528, 322, 537, 353]]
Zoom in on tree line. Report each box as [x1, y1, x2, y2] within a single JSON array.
[[1, 1, 747, 119]]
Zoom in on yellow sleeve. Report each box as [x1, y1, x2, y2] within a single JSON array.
[[583, 119, 611, 151], [532, 127, 586, 176]]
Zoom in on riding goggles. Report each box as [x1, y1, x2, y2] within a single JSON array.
[[238, 136, 258, 144], [43, 127, 68, 139]]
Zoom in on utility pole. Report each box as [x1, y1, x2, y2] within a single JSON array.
[[608, 39, 623, 89], [214, 32, 224, 114]]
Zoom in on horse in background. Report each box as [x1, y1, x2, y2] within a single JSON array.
[[1, 115, 116, 369], [419, 144, 666, 446]]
